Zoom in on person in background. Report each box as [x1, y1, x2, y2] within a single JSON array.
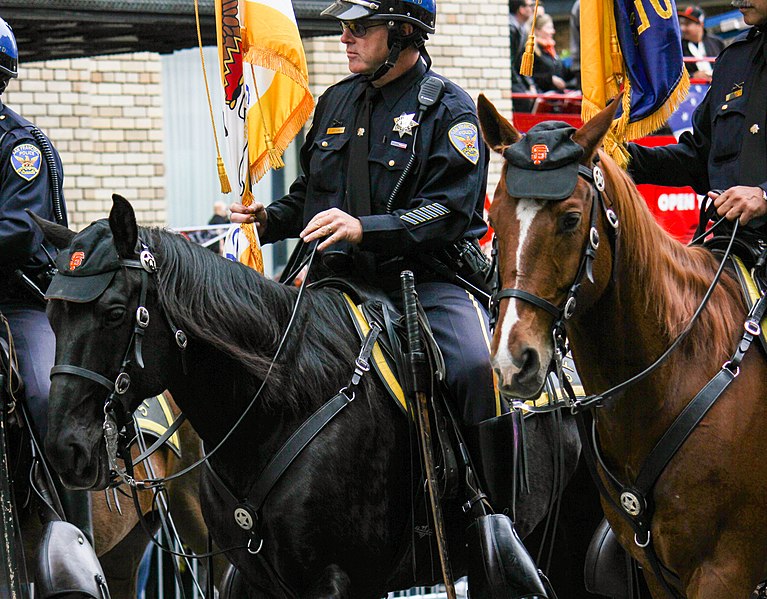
[[510, 0, 537, 111], [679, 5, 725, 82], [207, 200, 229, 253], [531, 13, 577, 93], [569, 0, 581, 88]]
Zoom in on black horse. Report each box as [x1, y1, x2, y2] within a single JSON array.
[[37, 196, 580, 598]]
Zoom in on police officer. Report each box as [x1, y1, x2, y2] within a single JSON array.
[[231, 1, 548, 596], [0, 17, 95, 547], [232, 0, 496, 426], [628, 0, 767, 236]]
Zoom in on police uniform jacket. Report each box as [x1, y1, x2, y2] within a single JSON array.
[[628, 28, 767, 202], [0, 103, 66, 302], [261, 60, 489, 277]]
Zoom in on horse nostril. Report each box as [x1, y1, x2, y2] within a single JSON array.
[[517, 347, 541, 382]]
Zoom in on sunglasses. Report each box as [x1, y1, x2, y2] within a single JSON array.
[[339, 21, 387, 38]]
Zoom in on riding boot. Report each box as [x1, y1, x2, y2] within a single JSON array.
[[466, 513, 549, 599]]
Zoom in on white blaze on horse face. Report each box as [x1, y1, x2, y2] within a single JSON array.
[[494, 199, 544, 382]]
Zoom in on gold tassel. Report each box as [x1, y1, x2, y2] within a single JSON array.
[[216, 156, 232, 194], [520, 34, 536, 77], [266, 135, 285, 170], [520, 0, 541, 77], [610, 34, 623, 78]]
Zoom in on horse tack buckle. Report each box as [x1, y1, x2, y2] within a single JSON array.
[[139, 249, 157, 273], [620, 489, 645, 517], [592, 165, 606, 191]]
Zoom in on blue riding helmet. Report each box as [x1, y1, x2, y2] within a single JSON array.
[[0, 17, 18, 80], [322, 0, 436, 35]]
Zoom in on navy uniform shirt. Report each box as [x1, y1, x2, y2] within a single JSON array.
[[262, 60, 489, 265], [0, 103, 66, 296], [628, 28, 767, 202]]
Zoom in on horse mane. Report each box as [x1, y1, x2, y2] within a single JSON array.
[[599, 152, 742, 360], [145, 229, 369, 413]]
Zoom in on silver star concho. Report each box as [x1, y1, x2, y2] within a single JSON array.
[[750, 124, 760, 135], [393, 113, 419, 138]]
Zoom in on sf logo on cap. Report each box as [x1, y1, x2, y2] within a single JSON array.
[[69, 251, 85, 271], [531, 144, 549, 165]]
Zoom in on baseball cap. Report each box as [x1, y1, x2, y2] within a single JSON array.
[[45, 220, 122, 303], [678, 6, 704, 25], [503, 121, 585, 201]]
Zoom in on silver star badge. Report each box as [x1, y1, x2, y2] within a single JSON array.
[[750, 124, 760, 135], [393, 113, 419, 138]]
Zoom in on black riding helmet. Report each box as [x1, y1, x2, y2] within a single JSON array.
[[321, 0, 437, 80]]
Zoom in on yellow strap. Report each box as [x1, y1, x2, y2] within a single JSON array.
[[343, 295, 408, 412]]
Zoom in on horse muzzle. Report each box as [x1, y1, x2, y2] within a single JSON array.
[[46, 427, 111, 491], [492, 343, 550, 400]]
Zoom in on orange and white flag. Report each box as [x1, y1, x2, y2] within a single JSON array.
[[216, 0, 314, 272]]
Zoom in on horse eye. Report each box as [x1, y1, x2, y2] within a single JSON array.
[[103, 307, 126, 327], [560, 212, 581, 232]]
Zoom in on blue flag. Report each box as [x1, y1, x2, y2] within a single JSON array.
[[580, 0, 690, 165]]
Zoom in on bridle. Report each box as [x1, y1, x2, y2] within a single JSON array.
[[489, 162, 620, 379], [50, 243, 188, 486]]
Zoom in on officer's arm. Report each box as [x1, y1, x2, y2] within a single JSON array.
[[626, 91, 712, 195], [357, 113, 485, 255], [0, 139, 50, 269]]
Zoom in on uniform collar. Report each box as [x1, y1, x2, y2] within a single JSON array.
[[376, 59, 428, 111]]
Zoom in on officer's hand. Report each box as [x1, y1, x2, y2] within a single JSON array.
[[230, 201, 268, 235], [709, 187, 767, 225], [301, 208, 363, 252]]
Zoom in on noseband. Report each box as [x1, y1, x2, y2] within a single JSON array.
[[50, 242, 188, 485], [490, 163, 620, 368]]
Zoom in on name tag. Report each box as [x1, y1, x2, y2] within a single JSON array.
[[326, 127, 345, 135]]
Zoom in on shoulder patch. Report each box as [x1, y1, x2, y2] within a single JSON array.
[[448, 122, 480, 165], [11, 143, 42, 181]]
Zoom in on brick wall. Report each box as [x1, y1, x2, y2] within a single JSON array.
[[3, 53, 166, 228]]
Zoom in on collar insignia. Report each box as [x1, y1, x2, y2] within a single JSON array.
[[393, 113, 419, 138]]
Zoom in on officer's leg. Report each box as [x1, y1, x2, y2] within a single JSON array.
[[1, 306, 94, 545], [416, 283, 549, 598], [416, 281, 501, 424]]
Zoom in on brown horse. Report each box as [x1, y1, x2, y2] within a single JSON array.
[[477, 95, 767, 597]]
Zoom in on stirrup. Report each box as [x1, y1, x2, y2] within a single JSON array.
[[466, 513, 549, 599], [35, 520, 110, 598]]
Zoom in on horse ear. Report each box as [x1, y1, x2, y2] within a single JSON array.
[[25, 209, 76, 249], [109, 194, 139, 258], [572, 94, 622, 161], [477, 94, 521, 154]]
